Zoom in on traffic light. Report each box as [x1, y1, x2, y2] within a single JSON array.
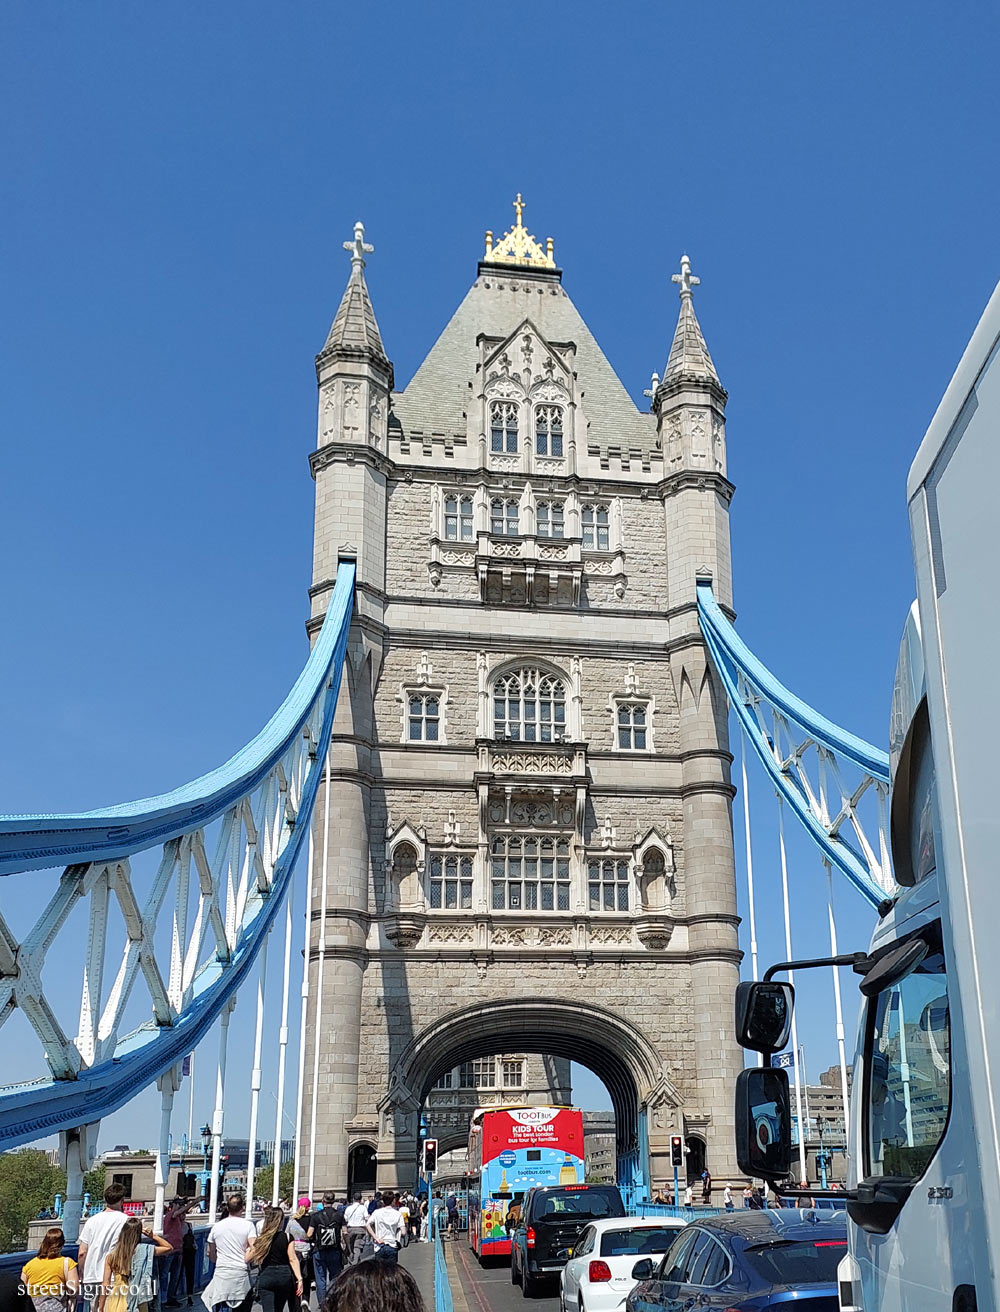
[[671, 1136, 684, 1167], [423, 1138, 438, 1174]]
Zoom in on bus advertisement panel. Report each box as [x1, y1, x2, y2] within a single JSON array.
[[467, 1105, 584, 1257]]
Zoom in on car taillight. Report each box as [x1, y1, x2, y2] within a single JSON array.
[[588, 1261, 612, 1283], [526, 1227, 535, 1248]]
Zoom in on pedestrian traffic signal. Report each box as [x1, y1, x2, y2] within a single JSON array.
[[671, 1136, 684, 1167], [423, 1139, 438, 1174]]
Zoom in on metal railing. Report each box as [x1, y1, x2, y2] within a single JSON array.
[[433, 1227, 455, 1312]]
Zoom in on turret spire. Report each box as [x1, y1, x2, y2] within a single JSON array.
[[662, 253, 719, 386], [320, 219, 388, 365]]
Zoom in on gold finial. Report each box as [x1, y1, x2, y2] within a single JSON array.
[[482, 194, 556, 269]]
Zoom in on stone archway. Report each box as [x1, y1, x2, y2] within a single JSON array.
[[376, 997, 682, 1191]]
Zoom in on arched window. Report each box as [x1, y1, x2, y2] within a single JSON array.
[[491, 835, 570, 910], [617, 702, 648, 750], [490, 497, 519, 536], [588, 858, 630, 911], [444, 494, 474, 541], [493, 668, 567, 742], [536, 501, 565, 539], [490, 401, 519, 453], [535, 405, 564, 457], [582, 503, 610, 551]]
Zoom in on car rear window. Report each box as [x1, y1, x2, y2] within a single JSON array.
[[743, 1239, 848, 1283], [533, 1187, 624, 1221], [600, 1227, 680, 1257]]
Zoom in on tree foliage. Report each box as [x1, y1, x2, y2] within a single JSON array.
[[0, 1150, 64, 1254], [252, 1160, 295, 1203]]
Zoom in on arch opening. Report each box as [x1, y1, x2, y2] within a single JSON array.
[[390, 997, 675, 1193]]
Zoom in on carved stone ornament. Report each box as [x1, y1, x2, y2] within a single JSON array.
[[428, 923, 474, 945], [635, 916, 674, 950], [384, 911, 427, 949], [590, 926, 633, 946], [491, 751, 573, 776]]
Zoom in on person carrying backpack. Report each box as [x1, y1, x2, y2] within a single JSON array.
[[306, 1193, 345, 1306]]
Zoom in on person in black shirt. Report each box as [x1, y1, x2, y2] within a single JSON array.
[[306, 1192, 345, 1307], [246, 1207, 302, 1312]]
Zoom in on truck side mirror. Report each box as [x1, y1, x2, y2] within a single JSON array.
[[735, 980, 794, 1053], [735, 1067, 792, 1180]]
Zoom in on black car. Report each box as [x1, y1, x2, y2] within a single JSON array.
[[627, 1209, 847, 1312], [511, 1183, 626, 1296]]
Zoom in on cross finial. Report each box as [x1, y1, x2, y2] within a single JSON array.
[[671, 253, 700, 300], [343, 219, 374, 269], [513, 193, 525, 227]]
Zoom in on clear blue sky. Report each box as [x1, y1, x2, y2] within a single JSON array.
[[1, 3, 997, 1149]]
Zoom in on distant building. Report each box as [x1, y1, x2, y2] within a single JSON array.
[[583, 1111, 616, 1183]]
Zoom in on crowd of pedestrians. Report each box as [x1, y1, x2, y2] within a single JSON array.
[[15, 1183, 436, 1312]]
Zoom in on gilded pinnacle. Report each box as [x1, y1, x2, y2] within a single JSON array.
[[482, 194, 556, 269]]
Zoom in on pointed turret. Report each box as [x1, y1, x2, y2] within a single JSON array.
[[653, 254, 728, 478], [318, 221, 391, 374], [662, 255, 719, 385], [314, 220, 394, 455]]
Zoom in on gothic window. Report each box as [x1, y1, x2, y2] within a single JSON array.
[[459, 1057, 495, 1089], [491, 835, 571, 911], [490, 401, 519, 453], [582, 503, 610, 551], [502, 1059, 525, 1089], [408, 694, 440, 742], [588, 858, 630, 911], [536, 501, 565, 539], [535, 405, 564, 457], [490, 498, 520, 536], [617, 701, 649, 750], [428, 853, 473, 910], [493, 668, 567, 742], [444, 494, 474, 541]]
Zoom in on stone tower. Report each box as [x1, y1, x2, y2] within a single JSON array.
[[299, 203, 743, 1196]]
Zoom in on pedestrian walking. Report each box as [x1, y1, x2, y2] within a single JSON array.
[[202, 1194, 257, 1312], [700, 1170, 712, 1204], [724, 1184, 734, 1211], [418, 1199, 429, 1242], [683, 1184, 693, 1207], [246, 1208, 302, 1312], [306, 1193, 345, 1306], [160, 1197, 201, 1307], [181, 1221, 196, 1306], [365, 1191, 404, 1264], [323, 1261, 425, 1312], [98, 1217, 172, 1312], [341, 1194, 368, 1267], [445, 1192, 458, 1238], [286, 1204, 313, 1309], [21, 1228, 80, 1312], [77, 1184, 129, 1312]]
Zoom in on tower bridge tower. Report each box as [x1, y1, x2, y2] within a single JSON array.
[[300, 201, 743, 1194]]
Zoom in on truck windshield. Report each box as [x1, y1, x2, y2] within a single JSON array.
[[865, 932, 950, 1180]]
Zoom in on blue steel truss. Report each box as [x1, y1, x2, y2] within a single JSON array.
[[697, 581, 893, 908], [0, 566, 354, 1148]]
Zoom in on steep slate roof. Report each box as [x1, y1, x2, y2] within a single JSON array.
[[322, 262, 388, 361], [391, 269, 656, 454], [663, 291, 719, 384]]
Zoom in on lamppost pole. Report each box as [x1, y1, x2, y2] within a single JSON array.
[[816, 1116, 828, 1189]]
